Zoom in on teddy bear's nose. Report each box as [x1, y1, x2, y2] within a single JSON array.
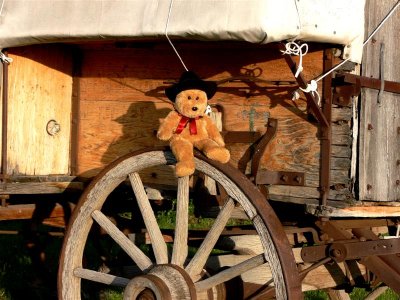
[[192, 107, 198, 111]]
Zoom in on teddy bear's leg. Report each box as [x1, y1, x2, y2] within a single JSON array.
[[170, 138, 196, 177], [195, 139, 230, 164]]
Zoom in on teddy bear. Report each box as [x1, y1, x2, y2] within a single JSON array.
[[157, 71, 230, 177]]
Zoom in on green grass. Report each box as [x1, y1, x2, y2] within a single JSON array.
[[304, 287, 399, 300], [154, 198, 252, 230], [101, 289, 123, 300], [155, 199, 216, 230]]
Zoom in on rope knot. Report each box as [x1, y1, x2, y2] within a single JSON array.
[[299, 80, 318, 93], [280, 41, 308, 78], [0, 51, 13, 64], [297, 80, 321, 106]]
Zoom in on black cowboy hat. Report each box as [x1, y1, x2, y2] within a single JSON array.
[[165, 71, 217, 101]]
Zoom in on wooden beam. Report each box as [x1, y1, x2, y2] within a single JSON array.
[[0, 203, 68, 220], [306, 204, 400, 217], [0, 182, 83, 194]]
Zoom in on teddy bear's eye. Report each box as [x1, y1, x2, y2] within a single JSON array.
[[196, 96, 199, 100], [188, 96, 191, 100]]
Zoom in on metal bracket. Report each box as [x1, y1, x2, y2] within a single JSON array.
[[378, 42, 385, 104], [334, 72, 400, 94], [301, 238, 400, 263], [255, 170, 305, 186], [332, 76, 361, 106], [251, 118, 278, 178]]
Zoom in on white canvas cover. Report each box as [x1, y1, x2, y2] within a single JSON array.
[[0, 0, 365, 62]]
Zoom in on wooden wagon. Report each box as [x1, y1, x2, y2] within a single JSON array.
[[0, 1, 399, 299]]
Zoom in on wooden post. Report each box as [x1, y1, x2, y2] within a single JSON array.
[[358, 0, 400, 201]]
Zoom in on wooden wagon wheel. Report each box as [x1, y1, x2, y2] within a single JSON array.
[[58, 148, 301, 299]]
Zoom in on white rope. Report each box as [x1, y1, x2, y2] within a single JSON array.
[[0, 50, 12, 64], [316, 0, 400, 83], [165, 0, 188, 71], [280, 41, 321, 104], [280, 41, 308, 78], [300, 80, 321, 106], [288, 0, 400, 106]]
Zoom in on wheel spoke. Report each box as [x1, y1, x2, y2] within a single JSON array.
[[171, 176, 189, 266], [185, 198, 235, 278], [129, 172, 168, 264], [91, 210, 152, 270], [195, 254, 266, 291], [74, 267, 130, 287]]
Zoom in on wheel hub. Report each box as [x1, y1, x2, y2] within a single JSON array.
[[123, 264, 196, 300]]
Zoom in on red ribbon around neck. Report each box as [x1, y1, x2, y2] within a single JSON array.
[[175, 115, 200, 135]]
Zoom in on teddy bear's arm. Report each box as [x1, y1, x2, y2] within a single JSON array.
[[204, 117, 225, 147], [157, 111, 179, 141]]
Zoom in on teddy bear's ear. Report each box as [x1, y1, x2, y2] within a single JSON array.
[[204, 81, 217, 100], [165, 85, 178, 102]]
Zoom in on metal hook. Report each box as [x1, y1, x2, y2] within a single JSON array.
[[377, 43, 385, 104]]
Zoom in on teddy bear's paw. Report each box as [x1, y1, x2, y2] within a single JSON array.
[[157, 131, 171, 141], [175, 161, 195, 177], [206, 147, 230, 164]]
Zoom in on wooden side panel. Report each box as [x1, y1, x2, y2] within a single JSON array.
[[6, 45, 73, 175], [76, 44, 321, 177], [76, 43, 353, 203], [359, 1, 400, 201]]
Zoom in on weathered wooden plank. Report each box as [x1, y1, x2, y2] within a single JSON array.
[[268, 185, 352, 202], [332, 134, 352, 146], [331, 157, 351, 170], [0, 182, 83, 194], [332, 123, 351, 135], [0, 203, 69, 220], [6, 45, 73, 175], [306, 171, 351, 187], [5, 175, 82, 183], [206, 252, 367, 292], [306, 203, 400, 217], [332, 107, 353, 122], [300, 261, 364, 292], [331, 145, 351, 158], [359, 1, 400, 201]]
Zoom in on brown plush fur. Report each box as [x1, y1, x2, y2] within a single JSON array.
[[157, 89, 230, 177]]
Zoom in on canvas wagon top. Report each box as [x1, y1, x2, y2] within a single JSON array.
[[0, 0, 365, 62]]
